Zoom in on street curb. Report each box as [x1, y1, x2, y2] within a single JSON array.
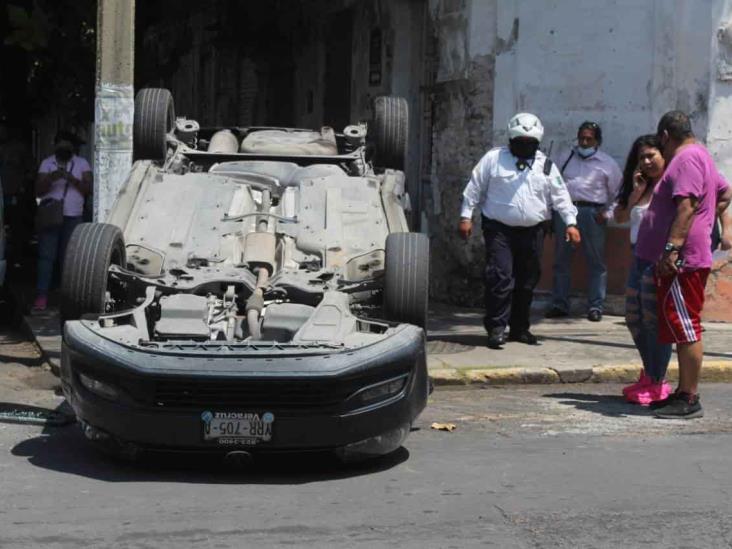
[[430, 361, 732, 387]]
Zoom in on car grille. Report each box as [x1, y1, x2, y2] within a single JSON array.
[[152, 377, 363, 411]]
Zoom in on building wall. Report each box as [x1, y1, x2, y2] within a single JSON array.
[[492, 0, 712, 159], [136, 2, 298, 127], [700, 0, 732, 321], [425, 0, 498, 304], [140, 0, 427, 214]]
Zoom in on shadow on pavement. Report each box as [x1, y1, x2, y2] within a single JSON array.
[[0, 352, 47, 368], [541, 336, 731, 359], [10, 404, 409, 485], [543, 392, 652, 418], [427, 333, 487, 346], [537, 335, 637, 351]]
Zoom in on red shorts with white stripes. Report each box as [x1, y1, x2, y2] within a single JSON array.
[[656, 269, 710, 344]]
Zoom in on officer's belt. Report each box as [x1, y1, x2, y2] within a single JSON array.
[[573, 201, 604, 208]]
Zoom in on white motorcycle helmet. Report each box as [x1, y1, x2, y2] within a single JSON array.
[[507, 112, 544, 142]]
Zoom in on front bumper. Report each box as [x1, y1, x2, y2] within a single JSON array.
[[61, 320, 428, 454]]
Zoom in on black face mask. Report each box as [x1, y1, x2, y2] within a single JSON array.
[[55, 146, 73, 162], [509, 139, 539, 160]]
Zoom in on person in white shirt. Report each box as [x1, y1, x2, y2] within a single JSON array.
[[459, 113, 580, 348], [546, 122, 622, 322]]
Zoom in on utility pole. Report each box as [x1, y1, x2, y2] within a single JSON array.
[[94, 0, 135, 221]]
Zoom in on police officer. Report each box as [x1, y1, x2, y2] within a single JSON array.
[[459, 113, 581, 348]]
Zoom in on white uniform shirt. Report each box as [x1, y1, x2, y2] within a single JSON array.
[[556, 148, 622, 218], [460, 147, 578, 227]]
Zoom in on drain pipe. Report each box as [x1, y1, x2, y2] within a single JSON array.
[[244, 188, 274, 340], [246, 267, 268, 340]]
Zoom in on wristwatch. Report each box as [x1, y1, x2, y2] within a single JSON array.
[[664, 242, 681, 253]]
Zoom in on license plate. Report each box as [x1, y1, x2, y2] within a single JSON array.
[[201, 411, 274, 445]]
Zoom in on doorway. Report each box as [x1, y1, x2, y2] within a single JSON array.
[[323, 9, 354, 130]]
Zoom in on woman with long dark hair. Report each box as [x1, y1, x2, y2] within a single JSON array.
[[615, 135, 673, 405]]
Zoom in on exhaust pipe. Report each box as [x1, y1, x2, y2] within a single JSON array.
[[224, 450, 254, 468]]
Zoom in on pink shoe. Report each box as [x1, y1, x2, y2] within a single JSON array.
[[627, 380, 673, 406], [622, 370, 650, 397], [32, 294, 48, 312]]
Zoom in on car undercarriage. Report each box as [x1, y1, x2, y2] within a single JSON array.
[[59, 89, 429, 460]]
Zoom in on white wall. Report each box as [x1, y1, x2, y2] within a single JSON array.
[[706, 0, 732, 180], [491, 0, 713, 165]]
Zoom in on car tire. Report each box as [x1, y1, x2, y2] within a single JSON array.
[[60, 223, 126, 322], [133, 88, 175, 161], [384, 232, 429, 328], [372, 95, 409, 171]]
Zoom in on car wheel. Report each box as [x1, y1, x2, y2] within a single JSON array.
[[133, 88, 175, 162], [371, 95, 408, 171], [383, 232, 429, 328], [60, 223, 126, 322]]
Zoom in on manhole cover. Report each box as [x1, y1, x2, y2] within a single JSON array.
[[426, 340, 476, 354]]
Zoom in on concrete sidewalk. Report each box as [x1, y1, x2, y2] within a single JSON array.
[[22, 302, 732, 386], [426, 303, 732, 385]]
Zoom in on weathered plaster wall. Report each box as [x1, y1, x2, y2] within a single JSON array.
[[701, 0, 732, 321], [493, 0, 712, 161], [426, 0, 498, 305]]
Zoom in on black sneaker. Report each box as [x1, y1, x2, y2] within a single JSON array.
[[654, 392, 703, 419], [486, 327, 506, 349], [544, 307, 568, 319], [507, 330, 539, 345], [587, 309, 602, 322]]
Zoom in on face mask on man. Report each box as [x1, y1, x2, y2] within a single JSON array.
[[55, 143, 73, 162], [576, 146, 597, 158], [509, 139, 539, 160]]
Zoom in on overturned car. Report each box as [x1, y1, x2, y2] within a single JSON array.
[[59, 88, 429, 460]]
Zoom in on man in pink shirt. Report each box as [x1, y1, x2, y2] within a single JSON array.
[[635, 111, 732, 419], [33, 131, 92, 311]]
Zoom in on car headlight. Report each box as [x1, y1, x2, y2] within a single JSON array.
[[353, 374, 409, 406], [78, 372, 120, 401]]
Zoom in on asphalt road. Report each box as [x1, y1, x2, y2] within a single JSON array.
[[2, 336, 732, 548]]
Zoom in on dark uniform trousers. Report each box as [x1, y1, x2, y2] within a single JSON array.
[[481, 217, 544, 334]]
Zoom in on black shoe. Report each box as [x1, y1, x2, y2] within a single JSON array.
[[587, 309, 602, 322], [507, 330, 538, 345], [654, 392, 703, 419], [486, 327, 506, 349], [544, 307, 568, 319]]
